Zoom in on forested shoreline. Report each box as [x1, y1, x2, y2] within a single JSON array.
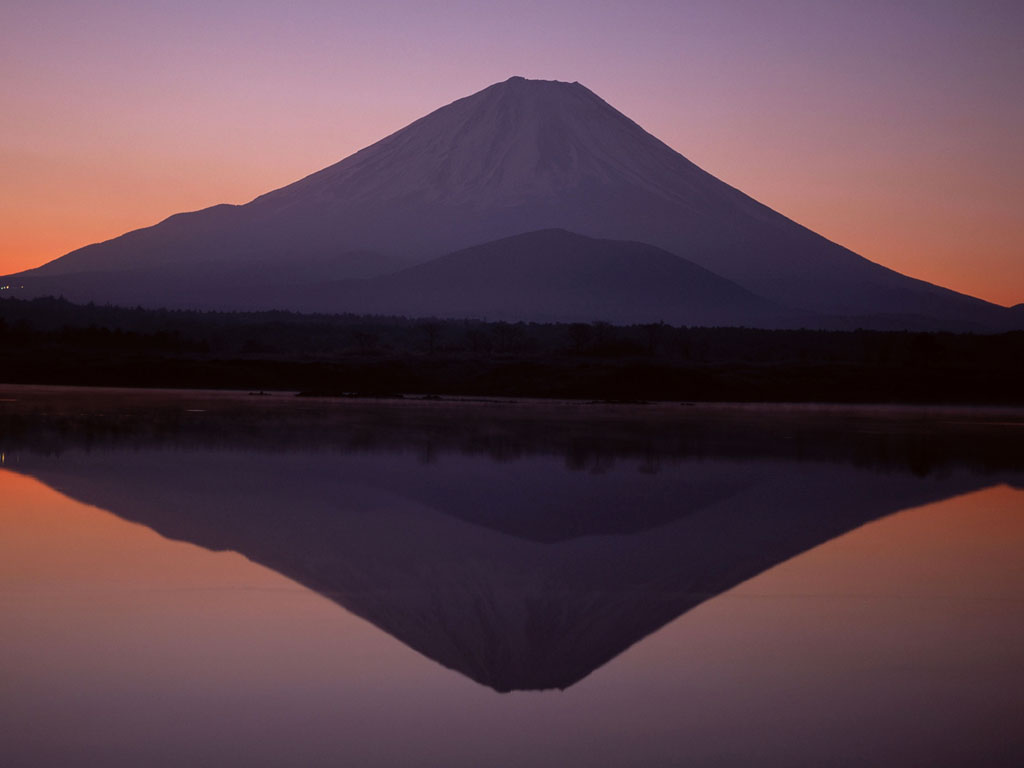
[[2, 297, 1022, 404]]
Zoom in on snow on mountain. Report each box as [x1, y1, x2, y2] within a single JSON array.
[[4, 76, 1018, 329]]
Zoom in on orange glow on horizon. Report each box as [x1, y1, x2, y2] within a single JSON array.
[[1, 2, 1021, 306], [2, 124, 1020, 307]]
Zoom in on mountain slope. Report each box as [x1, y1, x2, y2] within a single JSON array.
[[296, 229, 789, 325], [4, 76, 1018, 329]]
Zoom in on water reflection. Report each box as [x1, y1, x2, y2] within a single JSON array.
[[2, 388, 1022, 694]]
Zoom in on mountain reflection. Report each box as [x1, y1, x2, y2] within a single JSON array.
[[3, 392, 1022, 692]]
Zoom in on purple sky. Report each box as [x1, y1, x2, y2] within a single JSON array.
[[2, 0, 1021, 303]]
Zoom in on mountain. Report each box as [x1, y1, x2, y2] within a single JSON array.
[[297, 228, 791, 325], [3, 76, 1018, 329]]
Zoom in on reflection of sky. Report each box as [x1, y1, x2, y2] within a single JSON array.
[[2, 465, 1023, 766], [1, 1, 1022, 305]]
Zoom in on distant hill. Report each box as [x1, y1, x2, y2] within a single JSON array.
[[3, 76, 1019, 330], [296, 229, 792, 326]]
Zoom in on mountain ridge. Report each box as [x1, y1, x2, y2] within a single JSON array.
[[4, 76, 1019, 330], [295, 228, 793, 325]]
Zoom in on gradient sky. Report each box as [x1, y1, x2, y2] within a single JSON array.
[[2, 1, 1021, 305]]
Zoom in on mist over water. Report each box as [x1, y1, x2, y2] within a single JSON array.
[[2, 387, 1023, 766]]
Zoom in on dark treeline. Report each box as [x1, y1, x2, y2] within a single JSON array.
[[2, 296, 1023, 404]]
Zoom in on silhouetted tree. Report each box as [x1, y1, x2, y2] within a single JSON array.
[[642, 322, 665, 355], [492, 322, 516, 354], [465, 328, 492, 356], [352, 330, 379, 355], [419, 321, 441, 355], [568, 323, 593, 352], [591, 321, 613, 348]]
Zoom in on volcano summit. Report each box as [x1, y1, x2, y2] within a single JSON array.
[[4, 77, 1018, 330]]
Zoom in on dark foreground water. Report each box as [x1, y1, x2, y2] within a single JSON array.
[[1, 386, 1023, 767]]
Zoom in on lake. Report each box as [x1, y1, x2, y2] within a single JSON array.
[[1, 385, 1022, 767]]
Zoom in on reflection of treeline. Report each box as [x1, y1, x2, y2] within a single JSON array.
[[1, 392, 1022, 479], [1, 296, 1023, 404]]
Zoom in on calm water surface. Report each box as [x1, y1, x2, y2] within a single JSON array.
[[1, 386, 1022, 767]]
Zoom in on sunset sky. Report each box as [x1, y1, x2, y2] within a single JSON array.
[[2, 1, 1021, 305]]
